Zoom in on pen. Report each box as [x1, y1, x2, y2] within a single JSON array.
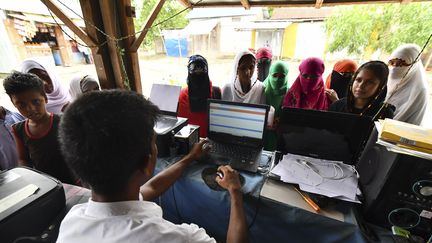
[[293, 187, 320, 212]]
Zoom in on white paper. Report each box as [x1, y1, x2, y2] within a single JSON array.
[[375, 121, 432, 160], [271, 153, 360, 203], [0, 184, 39, 214]]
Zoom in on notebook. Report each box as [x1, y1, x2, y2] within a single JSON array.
[[149, 83, 184, 135], [205, 99, 269, 173], [277, 108, 374, 165]]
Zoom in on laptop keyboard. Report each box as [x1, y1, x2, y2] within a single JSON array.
[[209, 142, 259, 161]]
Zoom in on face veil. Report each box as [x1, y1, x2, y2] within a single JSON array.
[[187, 55, 211, 112]]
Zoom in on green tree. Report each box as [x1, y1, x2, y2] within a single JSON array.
[[134, 0, 189, 49], [325, 3, 432, 56]]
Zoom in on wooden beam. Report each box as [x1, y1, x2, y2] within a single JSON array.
[[315, 0, 324, 8], [117, 0, 142, 93], [240, 0, 251, 9], [130, 0, 166, 52], [79, 0, 116, 89], [177, 0, 192, 8], [98, 0, 127, 89], [40, 0, 96, 47], [400, 0, 412, 3]]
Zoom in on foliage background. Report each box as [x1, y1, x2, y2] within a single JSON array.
[[325, 2, 432, 56]]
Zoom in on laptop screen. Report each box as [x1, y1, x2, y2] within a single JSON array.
[[277, 108, 373, 164], [208, 100, 268, 140], [149, 84, 181, 113]]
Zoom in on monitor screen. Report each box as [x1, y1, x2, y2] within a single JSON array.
[[209, 101, 267, 139], [149, 84, 181, 113], [278, 108, 373, 164]]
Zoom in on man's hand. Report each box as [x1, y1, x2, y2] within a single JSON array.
[[186, 139, 210, 161], [215, 165, 242, 193]]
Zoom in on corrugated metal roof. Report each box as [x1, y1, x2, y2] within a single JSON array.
[[182, 0, 428, 8], [186, 7, 262, 19], [183, 19, 218, 35], [271, 7, 333, 20], [235, 20, 291, 30], [0, 0, 82, 17]]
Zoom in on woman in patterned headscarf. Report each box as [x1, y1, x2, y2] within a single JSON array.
[[282, 57, 329, 110], [177, 55, 221, 137]]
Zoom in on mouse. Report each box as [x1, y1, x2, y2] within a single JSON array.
[[201, 167, 245, 191]]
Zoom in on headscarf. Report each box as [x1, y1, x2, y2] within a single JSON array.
[[282, 57, 328, 110], [346, 61, 390, 118], [222, 50, 265, 104], [21, 59, 70, 113], [263, 61, 289, 116], [187, 55, 211, 112], [386, 44, 429, 125], [256, 47, 273, 82], [69, 75, 100, 100], [325, 59, 358, 98]]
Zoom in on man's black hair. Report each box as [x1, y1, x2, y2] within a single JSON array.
[[59, 90, 159, 195], [3, 71, 46, 96]]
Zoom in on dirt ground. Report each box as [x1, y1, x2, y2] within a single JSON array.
[[1, 55, 432, 126]]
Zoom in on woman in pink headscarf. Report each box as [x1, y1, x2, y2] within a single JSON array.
[[282, 57, 329, 110]]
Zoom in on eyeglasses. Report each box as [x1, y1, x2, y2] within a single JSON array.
[[301, 74, 319, 79]]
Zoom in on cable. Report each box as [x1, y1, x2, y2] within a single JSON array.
[[51, 0, 204, 47], [46, 8, 108, 48], [248, 187, 262, 230], [386, 32, 432, 101], [171, 184, 183, 223]]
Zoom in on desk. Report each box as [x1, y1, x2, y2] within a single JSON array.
[[60, 156, 394, 243], [155, 154, 378, 243]]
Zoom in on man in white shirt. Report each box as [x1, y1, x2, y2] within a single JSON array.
[[57, 90, 247, 243]]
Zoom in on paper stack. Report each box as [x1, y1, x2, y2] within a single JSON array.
[[271, 153, 361, 203], [375, 119, 432, 160]]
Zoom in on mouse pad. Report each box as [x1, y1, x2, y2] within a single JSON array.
[[201, 167, 245, 191]]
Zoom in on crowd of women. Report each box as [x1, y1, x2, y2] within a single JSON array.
[[180, 44, 430, 150], [0, 43, 429, 175]]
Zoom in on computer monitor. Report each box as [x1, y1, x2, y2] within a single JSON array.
[[277, 108, 374, 164], [208, 99, 269, 146], [149, 84, 181, 115]]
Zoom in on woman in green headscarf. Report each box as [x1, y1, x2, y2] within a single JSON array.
[[263, 60, 289, 151]]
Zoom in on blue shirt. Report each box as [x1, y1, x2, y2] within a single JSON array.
[[0, 108, 24, 170]]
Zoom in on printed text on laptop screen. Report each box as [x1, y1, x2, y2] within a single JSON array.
[[209, 102, 266, 139]]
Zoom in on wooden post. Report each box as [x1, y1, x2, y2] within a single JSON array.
[[98, 0, 127, 89], [131, 0, 166, 52], [79, 0, 116, 89], [53, 26, 73, 66], [117, 0, 142, 93]]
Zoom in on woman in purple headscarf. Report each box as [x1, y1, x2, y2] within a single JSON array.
[[282, 57, 329, 110]]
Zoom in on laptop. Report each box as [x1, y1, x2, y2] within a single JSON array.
[[205, 99, 269, 173], [149, 83, 185, 135], [276, 108, 374, 165]]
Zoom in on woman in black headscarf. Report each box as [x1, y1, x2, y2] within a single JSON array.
[[177, 55, 221, 137]]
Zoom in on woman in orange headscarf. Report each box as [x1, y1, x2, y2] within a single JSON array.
[[325, 59, 358, 99]]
